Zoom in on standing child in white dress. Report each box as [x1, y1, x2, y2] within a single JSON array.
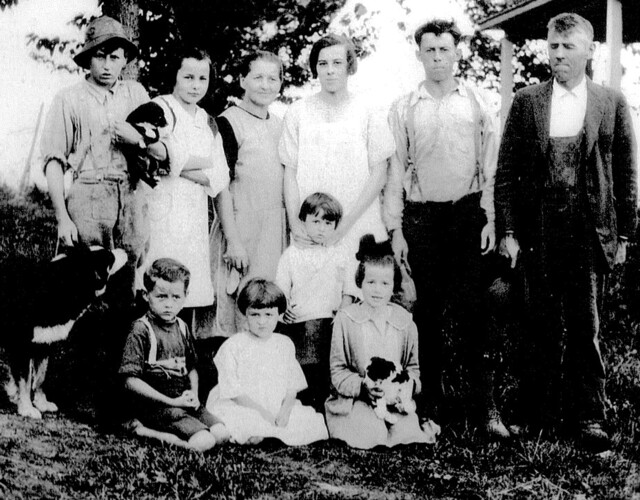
[[206, 279, 328, 445], [276, 192, 357, 411]]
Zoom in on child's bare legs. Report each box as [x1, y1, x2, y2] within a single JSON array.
[[131, 408, 227, 451], [130, 419, 192, 449], [210, 423, 231, 444], [188, 429, 217, 452]]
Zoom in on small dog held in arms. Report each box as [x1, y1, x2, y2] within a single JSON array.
[[124, 101, 168, 188], [0, 246, 126, 418], [364, 356, 417, 424]]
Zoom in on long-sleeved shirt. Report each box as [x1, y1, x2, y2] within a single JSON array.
[[41, 77, 149, 176], [326, 302, 421, 415], [383, 82, 500, 231]]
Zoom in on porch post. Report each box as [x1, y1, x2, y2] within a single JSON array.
[[606, 0, 623, 89], [500, 35, 514, 127]]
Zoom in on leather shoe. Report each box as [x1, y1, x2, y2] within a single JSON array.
[[486, 417, 511, 439]]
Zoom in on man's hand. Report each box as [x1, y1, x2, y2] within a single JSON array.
[[113, 121, 144, 146], [391, 229, 409, 263], [57, 213, 79, 247], [481, 221, 496, 255], [615, 240, 628, 265], [499, 234, 520, 269]]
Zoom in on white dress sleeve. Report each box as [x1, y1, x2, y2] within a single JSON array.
[[274, 249, 293, 300], [284, 337, 307, 394], [213, 338, 244, 400], [366, 102, 396, 165], [278, 100, 302, 169], [152, 96, 190, 177], [202, 131, 230, 198]]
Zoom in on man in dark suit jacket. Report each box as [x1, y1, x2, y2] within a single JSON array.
[[495, 12, 637, 449]]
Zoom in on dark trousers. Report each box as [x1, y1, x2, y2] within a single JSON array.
[[403, 193, 496, 420], [280, 318, 333, 412], [517, 223, 606, 427], [516, 133, 607, 428]]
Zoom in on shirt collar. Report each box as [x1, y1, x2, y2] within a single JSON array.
[[166, 94, 207, 127], [341, 303, 412, 329], [83, 77, 124, 103], [410, 80, 466, 107], [552, 76, 587, 100]]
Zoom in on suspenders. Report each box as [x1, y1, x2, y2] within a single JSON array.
[[405, 86, 485, 199], [139, 316, 187, 365]]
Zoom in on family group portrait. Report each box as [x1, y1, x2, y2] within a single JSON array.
[[2, 0, 640, 498]]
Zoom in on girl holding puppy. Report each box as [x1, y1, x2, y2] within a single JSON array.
[[325, 235, 439, 449], [206, 279, 328, 445], [143, 47, 229, 336]]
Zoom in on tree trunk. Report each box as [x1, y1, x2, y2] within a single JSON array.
[[101, 0, 140, 81]]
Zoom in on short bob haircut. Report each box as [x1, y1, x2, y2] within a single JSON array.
[[414, 19, 462, 48], [237, 278, 287, 315], [309, 34, 358, 78], [547, 12, 594, 41], [354, 234, 402, 294], [165, 46, 213, 93], [143, 258, 190, 293], [239, 50, 284, 81], [298, 192, 343, 225]]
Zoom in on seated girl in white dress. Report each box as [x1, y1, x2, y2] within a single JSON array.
[[206, 279, 328, 446]]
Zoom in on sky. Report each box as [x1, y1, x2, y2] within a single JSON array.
[[1, 0, 639, 190], [0, 0, 99, 189]]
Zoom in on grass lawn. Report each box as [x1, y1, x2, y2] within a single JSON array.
[[1, 186, 640, 499]]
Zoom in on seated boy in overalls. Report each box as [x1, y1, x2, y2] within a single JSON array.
[[119, 258, 228, 451]]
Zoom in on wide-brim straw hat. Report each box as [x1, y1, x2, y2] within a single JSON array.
[[73, 16, 139, 67]]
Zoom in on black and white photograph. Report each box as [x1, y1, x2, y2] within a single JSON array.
[[1, 0, 640, 498]]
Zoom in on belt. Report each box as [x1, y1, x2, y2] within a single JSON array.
[[75, 170, 128, 184], [406, 191, 481, 208]]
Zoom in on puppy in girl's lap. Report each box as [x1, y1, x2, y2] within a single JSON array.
[[364, 356, 416, 424]]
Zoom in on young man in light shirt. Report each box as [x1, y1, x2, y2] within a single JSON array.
[[384, 19, 506, 437]]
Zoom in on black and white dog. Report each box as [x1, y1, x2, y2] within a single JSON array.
[[0, 246, 126, 418], [364, 357, 417, 424]]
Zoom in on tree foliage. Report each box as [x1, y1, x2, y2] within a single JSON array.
[[23, 0, 349, 113], [18, 0, 556, 106], [462, 0, 550, 93], [140, 0, 350, 111]]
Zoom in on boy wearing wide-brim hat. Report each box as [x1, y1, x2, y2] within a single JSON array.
[[41, 16, 166, 312]]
